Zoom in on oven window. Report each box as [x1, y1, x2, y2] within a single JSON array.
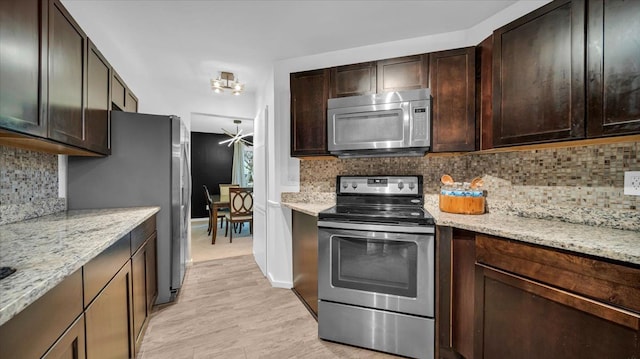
[[331, 236, 417, 298]]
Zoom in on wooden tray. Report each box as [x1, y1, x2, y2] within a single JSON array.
[[439, 194, 485, 215]]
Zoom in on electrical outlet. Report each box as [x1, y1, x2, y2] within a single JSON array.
[[624, 171, 640, 196]]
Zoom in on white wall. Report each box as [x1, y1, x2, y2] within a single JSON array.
[[262, 0, 550, 288]]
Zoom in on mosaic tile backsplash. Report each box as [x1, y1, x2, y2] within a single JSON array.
[[296, 141, 639, 230], [0, 146, 66, 225]]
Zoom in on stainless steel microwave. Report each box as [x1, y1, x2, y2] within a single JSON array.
[[327, 88, 431, 158]]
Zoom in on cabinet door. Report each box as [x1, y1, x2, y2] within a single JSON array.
[[85, 39, 110, 155], [492, 0, 585, 147], [586, 0, 640, 137], [330, 62, 376, 98], [430, 47, 476, 152], [290, 69, 330, 156], [132, 246, 147, 351], [475, 264, 640, 359], [111, 71, 126, 111], [0, 0, 48, 137], [376, 54, 429, 93], [125, 89, 138, 113], [146, 234, 158, 311], [47, 0, 87, 148], [292, 210, 318, 317], [85, 263, 133, 359], [42, 314, 86, 359], [437, 227, 476, 359]]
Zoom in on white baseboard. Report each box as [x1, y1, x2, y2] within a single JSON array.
[[268, 272, 292, 289]]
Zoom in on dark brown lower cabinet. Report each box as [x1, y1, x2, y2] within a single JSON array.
[[292, 210, 318, 317], [85, 263, 133, 359], [132, 245, 147, 351], [436, 227, 476, 359], [146, 234, 158, 312], [42, 314, 86, 359], [475, 264, 640, 359]]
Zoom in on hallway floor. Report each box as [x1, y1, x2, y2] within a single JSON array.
[[190, 218, 253, 262], [138, 255, 398, 358]]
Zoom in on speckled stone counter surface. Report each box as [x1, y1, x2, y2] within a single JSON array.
[[423, 195, 640, 266], [0, 206, 160, 326], [281, 202, 335, 217]]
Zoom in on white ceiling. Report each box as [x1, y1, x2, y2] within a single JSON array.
[[62, 0, 521, 133]]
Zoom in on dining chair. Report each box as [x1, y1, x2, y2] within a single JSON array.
[[225, 187, 253, 243], [203, 185, 214, 235], [218, 184, 239, 229]]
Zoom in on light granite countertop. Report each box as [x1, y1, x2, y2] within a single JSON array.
[[281, 202, 334, 216], [282, 200, 640, 266], [0, 207, 160, 327]]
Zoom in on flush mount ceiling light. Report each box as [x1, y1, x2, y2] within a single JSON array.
[[219, 120, 253, 147], [210, 71, 244, 95]]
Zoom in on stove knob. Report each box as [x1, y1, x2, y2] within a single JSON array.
[[398, 181, 404, 190], [342, 182, 348, 189], [352, 182, 358, 189], [408, 182, 415, 190]]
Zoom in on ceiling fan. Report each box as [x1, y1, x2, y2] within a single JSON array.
[[219, 120, 253, 147]]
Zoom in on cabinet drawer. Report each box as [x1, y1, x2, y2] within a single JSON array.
[[476, 234, 640, 313], [0, 269, 83, 359], [83, 233, 131, 307], [131, 215, 156, 254]]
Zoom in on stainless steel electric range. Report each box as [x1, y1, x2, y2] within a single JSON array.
[[317, 175, 435, 359]]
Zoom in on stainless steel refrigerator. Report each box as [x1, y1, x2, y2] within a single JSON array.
[[67, 111, 191, 304]]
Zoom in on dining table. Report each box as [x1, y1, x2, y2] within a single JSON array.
[[211, 199, 230, 244]]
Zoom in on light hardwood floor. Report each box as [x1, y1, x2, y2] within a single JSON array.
[[139, 255, 399, 358], [190, 219, 253, 262]]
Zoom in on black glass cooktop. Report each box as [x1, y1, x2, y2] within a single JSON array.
[[319, 205, 435, 225]]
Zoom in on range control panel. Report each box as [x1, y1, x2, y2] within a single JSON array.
[[337, 176, 421, 195]]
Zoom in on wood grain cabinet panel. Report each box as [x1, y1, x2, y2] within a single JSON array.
[[42, 314, 86, 359], [290, 69, 330, 156], [492, 0, 586, 147], [430, 47, 476, 152], [0, 0, 48, 137], [47, 0, 87, 148], [85, 263, 134, 359], [475, 264, 640, 359], [586, 0, 640, 137], [292, 210, 319, 317], [85, 39, 110, 155], [377, 54, 429, 93], [111, 71, 126, 111], [146, 234, 158, 311], [132, 245, 147, 351], [330, 62, 376, 98], [474, 234, 640, 359], [125, 89, 138, 113]]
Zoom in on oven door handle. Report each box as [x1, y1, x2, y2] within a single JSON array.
[[318, 221, 434, 234]]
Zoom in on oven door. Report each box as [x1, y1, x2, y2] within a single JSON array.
[[318, 221, 435, 317]]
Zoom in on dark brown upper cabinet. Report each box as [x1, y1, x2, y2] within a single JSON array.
[[125, 89, 138, 113], [290, 69, 331, 157], [586, 0, 640, 137], [477, 35, 494, 151], [492, 0, 586, 147], [0, 0, 48, 138], [86, 39, 111, 155], [377, 54, 429, 93], [47, 0, 88, 149], [430, 47, 476, 152], [330, 62, 376, 98], [111, 71, 126, 111]]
